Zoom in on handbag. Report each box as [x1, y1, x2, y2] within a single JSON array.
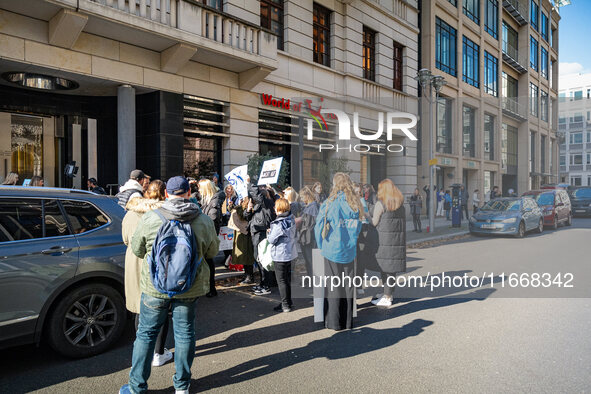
[[257, 239, 274, 271]]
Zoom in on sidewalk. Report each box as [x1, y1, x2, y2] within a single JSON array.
[[406, 215, 469, 245]]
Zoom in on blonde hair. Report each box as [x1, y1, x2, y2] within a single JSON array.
[[198, 179, 217, 206], [299, 186, 316, 204], [275, 198, 290, 213], [2, 172, 19, 185], [378, 179, 404, 211], [284, 187, 298, 203], [145, 180, 166, 201], [326, 172, 363, 213]]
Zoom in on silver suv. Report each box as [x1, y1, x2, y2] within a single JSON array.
[[0, 186, 127, 358]]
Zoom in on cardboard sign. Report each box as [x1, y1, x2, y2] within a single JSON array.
[[224, 165, 248, 200], [218, 226, 234, 251], [257, 157, 283, 186]]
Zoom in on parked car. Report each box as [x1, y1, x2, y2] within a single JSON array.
[[469, 197, 543, 238], [540, 183, 570, 190], [569, 186, 591, 217], [522, 189, 572, 229], [0, 186, 126, 358]]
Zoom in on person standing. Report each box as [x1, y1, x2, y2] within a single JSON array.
[[221, 184, 237, 226], [409, 188, 422, 232], [490, 186, 500, 200], [444, 190, 452, 220], [88, 177, 106, 194], [198, 179, 224, 298], [267, 198, 298, 312], [312, 181, 327, 203], [296, 186, 320, 278], [117, 170, 147, 209], [460, 185, 469, 220], [422, 185, 431, 217], [229, 198, 255, 284], [30, 176, 44, 187], [367, 179, 406, 307], [212, 172, 223, 191], [120, 176, 219, 394], [472, 189, 480, 215], [2, 172, 19, 185], [436, 188, 444, 217], [314, 173, 362, 331]]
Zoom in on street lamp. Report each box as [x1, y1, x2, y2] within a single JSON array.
[[415, 69, 446, 233]]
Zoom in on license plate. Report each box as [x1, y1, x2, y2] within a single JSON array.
[[481, 224, 496, 229], [575, 209, 586, 213]]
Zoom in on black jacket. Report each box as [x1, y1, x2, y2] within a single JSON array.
[[298, 201, 319, 247], [375, 205, 406, 274], [245, 183, 276, 235], [201, 190, 225, 233]]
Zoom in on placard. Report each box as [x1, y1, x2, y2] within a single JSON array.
[[257, 157, 283, 186], [224, 165, 248, 200], [218, 226, 234, 251]]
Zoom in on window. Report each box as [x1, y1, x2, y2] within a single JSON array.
[[502, 72, 518, 98], [560, 155, 566, 166], [463, 0, 480, 25], [437, 97, 453, 154], [313, 3, 331, 67], [260, 0, 284, 50], [502, 123, 518, 171], [574, 90, 583, 101], [570, 154, 583, 165], [448, 0, 457, 6], [362, 26, 376, 81], [44, 200, 69, 238], [436, 17, 457, 77], [0, 199, 43, 242], [502, 22, 518, 59], [541, 135, 546, 173], [462, 36, 479, 88], [541, 12, 549, 41], [484, 114, 495, 160], [61, 200, 109, 234], [588, 153, 591, 165], [588, 132, 591, 143], [200, 0, 222, 10], [462, 106, 475, 158], [530, 36, 538, 70], [540, 47, 548, 79], [484, 51, 498, 96], [541, 90, 548, 122], [531, 1, 539, 31], [530, 83, 538, 117], [259, 110, 293, 183], [570, 133, 583, 144], [530, 132, 536, 173], [393, 41, 404, 91], [484, 0, 498, 39], [571, 176, 582, 186]]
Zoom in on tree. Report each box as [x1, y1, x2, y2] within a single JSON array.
[[247, 152, 290, 189]]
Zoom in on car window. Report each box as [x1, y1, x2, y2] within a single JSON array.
[[0, 199, 43, 242], [44, 200, 70, 237], [535, 193, 555, 206], [572, 188, 591, 199], [61, 200, 109, 234], [482, 200, 521, 211]]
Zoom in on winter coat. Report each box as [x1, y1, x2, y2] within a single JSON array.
[[131, 198, 220, 300], [245, 183, 275, 235], [230, 206, 254, 266], [221, 194, 238, 225], [201, 189, 225, 234], [374, 201, 406, 274], [298, 201, 319, 247], [410, 195, 422, 215], [314, 192, 362, 264], [121, 197, 163, 313], [460, 189, 469, 207], [267, 212, 298, 262], [91, 186, 106, 195], [116, 180, 144, 208]]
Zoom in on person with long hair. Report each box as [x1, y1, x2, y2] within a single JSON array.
[[198, 178, 224, 297], [122, 180, 173, 367], [30, 176, 44, 187], [296, 186, 320, 278], [284, 186, 301, 217], [229, 197, 255, 284], [367, 179, 406, 307], [312, 181, 327, 203], [314, 173, 362, 330], [2, 172, 19, 185]]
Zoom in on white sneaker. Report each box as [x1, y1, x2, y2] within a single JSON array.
[[372, 293, 383, 300], [152, 348, 173, 367], [175, 390, 189, 394], [373, 296, 393, 307]]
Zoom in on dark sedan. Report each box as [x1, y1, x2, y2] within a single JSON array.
[[570, 187, 591, 217]]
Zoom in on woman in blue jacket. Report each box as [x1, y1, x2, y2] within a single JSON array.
[[314, 173, 363, 330]]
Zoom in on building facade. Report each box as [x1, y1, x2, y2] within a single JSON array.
[[558, 73, 591, 186], [0, 0, 419, 195], [418, 0, 560, 205]]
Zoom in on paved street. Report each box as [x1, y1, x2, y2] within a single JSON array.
[[2, 219, 590, 393]]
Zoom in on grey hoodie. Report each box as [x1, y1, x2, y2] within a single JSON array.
[[159, 198, 201, 222]]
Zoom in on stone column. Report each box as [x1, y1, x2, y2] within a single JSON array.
[[117, 85, 136, 185]]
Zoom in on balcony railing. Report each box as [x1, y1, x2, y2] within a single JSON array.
[[502, 97, 527, 121], [502, 0, 528, 26], [502, 41, 527, 74], [568, 121, 584, 131]]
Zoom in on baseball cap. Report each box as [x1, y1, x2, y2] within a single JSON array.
[[166, 176, 190, 195], [130, 169, 146, 180]]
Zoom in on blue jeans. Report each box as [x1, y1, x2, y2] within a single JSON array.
[[128, 294, 197, 393]]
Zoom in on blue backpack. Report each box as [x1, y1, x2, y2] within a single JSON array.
[[147, 209, 202, 297]]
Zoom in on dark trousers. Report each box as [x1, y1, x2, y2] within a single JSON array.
[[473, 206, 478, 215], [412, 213, 422, 231], [274, 260, 293, 308], [301, 244, 314, 277], [324, 258, 354, 331], [244, 264, 254, 279], [205, 258, 216, 293], [135, 311, 170, 355], [461, 205, 469, 220], [381, 272, 396, 298], [445, 209, 450, 220]]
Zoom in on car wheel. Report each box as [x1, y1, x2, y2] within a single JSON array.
[[537, 218, 544, 233], [516, 221, 525, 238], [552, 215, 558, 230], [566, 213, 572, 226], [46, 283, 126, 358]]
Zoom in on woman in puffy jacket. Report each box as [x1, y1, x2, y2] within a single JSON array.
[[198, 179, 225, 297], [314, 173, 363, 330], [267, 198, 298, 312], [296, 186, 319, 277]]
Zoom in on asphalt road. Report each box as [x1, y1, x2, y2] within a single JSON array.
[[2, 219, 591, 393]]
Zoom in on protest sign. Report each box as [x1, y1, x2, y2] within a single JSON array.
[[224, 165, 248, 200], [218, 226, 234, 251], [257, 157, 283, 185]]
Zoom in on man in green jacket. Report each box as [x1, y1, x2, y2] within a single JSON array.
[[120, 176, 220, 394]]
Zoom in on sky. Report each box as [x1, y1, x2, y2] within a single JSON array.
[[558, 0, 591, 77]]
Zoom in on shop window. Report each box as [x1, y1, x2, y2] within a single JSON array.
[[10, 114, 43, 182]]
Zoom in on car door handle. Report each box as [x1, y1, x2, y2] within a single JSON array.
[[41, 246, 72, 255]]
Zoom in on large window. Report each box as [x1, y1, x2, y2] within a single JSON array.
[[570, 154, 583, 165], [259, 110, 293, 183], [437, 97, 453, 154], [313, 3, 331, 67], [462, 36, 480, 88], [362, 26, 376, 81], [530, 83, 539, 117], [484, 0, 498, 39], [531, 1, 539, 31], [200, 0, 222, 10], [530, 131, 536, 173], [260, 0, 284, 50], [530, 36, 538, 70], [540, 135, 546, 173], [502, 123, 518, 172], [462, 106, 476, 158], [540, 47, 548, 79], [484, 114, 495, 161], [541, 90, 548, 122], [436, 17, 457, 77], [393, 41, 404, 91], [10, 115, 44, 181], [570, 132, 583, 144], [541, 11, 549, 41], [484, 51, 498, 97], [502, 22, 518, 59], [463, 0, 480, 25]]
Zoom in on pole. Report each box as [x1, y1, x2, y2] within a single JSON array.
[[428, 85, 434, 233], [298, 116, 304, 190]]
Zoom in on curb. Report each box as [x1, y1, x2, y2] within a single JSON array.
[[407, 230, 470, 247]]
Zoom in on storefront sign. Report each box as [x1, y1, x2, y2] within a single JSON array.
[[258, 157, 283, 185]]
